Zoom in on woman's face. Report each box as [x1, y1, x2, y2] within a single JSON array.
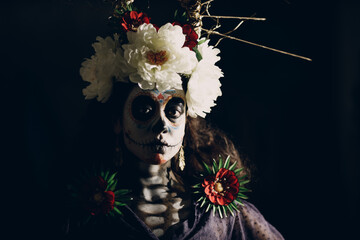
[[122, 86, 186, 165]]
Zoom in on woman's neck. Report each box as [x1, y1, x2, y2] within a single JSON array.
[[132, 160, 191, 238]]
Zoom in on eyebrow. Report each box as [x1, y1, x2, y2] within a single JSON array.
[[162, 89, 176, 94], [167, 97, 185, 104]]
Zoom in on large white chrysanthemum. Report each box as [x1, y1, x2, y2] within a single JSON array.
[[186, 39, 223, 118], [80, 25, 223, 118], [80, 34, 129, 103], [122, 23, 198, 92]]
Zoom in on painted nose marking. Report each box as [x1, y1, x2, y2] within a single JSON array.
[[152, 116, 169, 134]]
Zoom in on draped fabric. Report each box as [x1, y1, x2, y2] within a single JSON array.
[[64, 200, 283, 240]]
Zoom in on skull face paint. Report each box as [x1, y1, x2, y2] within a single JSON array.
[[122, 86, 186, 165]]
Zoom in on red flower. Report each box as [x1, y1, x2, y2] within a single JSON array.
[[81, 176, 115, 215], [173, 22, 198, 49], [202, 168, 240, 206], [121, 11, 150, 32]]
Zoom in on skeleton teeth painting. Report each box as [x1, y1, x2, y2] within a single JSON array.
[[123, 87, 186, 165]]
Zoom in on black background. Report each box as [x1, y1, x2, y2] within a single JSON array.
[[3, 0, 359, 239]]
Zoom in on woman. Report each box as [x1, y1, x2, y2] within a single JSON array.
[[63, 2, 284, 239]]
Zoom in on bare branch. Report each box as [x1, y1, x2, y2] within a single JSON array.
[[214, 20, 245, 47], [202, 28, 312, 61], [201, 15, 266, 21]]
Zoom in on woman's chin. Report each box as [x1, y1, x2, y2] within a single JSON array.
[[143, 153, 169, 165]]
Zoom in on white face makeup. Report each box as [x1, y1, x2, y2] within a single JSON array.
[[122, 86, 186, 165]]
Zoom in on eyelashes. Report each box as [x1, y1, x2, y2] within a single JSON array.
[[165, 98, 184, 120]]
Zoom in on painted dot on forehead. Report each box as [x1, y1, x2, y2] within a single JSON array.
[[126, 87, 186, 113], [157, 93, 164, 104]]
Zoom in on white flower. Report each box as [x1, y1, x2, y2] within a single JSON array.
[[80, 34, 129, 103], [122, 23, 198, 92], [186, 39, 223, 118], [80, 27, 223, 118]]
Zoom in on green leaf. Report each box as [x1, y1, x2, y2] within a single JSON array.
[[223, 155, 231, 169], [228, 161, 238, 171], [110, 179, 118, 191], [213, 205, 216, 217], [192, 183, 202, 188], [113, 206, 123, 215], [234, 168, 244, 175], [116, 196, 132, 203], [200, 197, 207, 208], [221, 205, 227, 218], [174, 9, 178, 18], [237, 193, 249, 199], [218, 156, 223, 169], [238, 174, 247, 180], [114, 189, 131, 196], [227, 205, 235, 217], [217, 206, 223, 218], [234, 199, 245, 206], [197, 196, 204, 202], [115, 201, 127, 206], [212, 159, 218, 173], [238, 187, 249, 192], [108, 178, 115, 185], [104, 171, 110, 181], [115, 9, 123, 15], [173, 9, 188, 23], [193, 191, 201, 194], [193, 47, 203, 61], [239, 180, 250, 186], [230, 202, 240, 212], [206, 203, 212, 213], [107, 172, 117, 183], [197, 39, 207, 46], [202, 162, 212, 174]]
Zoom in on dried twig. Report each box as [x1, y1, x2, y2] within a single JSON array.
[[178, 0, 312, 61], [202, 28, 312, 61], [214, 20, 245, 47], [201, 15, 266, 21]]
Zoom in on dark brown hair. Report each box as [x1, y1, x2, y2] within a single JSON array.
[[170, 116, 250, 184]]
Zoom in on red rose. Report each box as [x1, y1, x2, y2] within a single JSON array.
[[121, 11, 150, 32], [173, 22, 198, 49], [81, 176, 115, 215], [202, 168, 240, 206]]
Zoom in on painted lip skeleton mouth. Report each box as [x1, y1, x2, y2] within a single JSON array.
[[125, 132, 181, 152]]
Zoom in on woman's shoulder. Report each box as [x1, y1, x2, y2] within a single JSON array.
[[235, 200, 284, 240], [181, 200, 284, 240], [167, 200, 284, 240]]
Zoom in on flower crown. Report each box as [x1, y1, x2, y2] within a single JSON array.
[[80, 4, 222, 118]]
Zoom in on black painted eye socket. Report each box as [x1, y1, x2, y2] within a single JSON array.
[[131, 95, 156, 121], [165, 98, 185, 120]]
